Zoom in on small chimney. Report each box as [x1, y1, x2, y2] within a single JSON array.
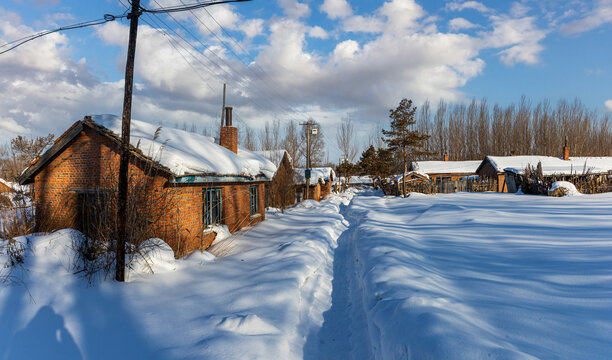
[[443, 152, 449, 162], [220, 106, 237, 153], [563, 136, 570, 160]]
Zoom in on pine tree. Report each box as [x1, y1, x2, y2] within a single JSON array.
[[356, 145, 393, 190], [382, 98, 430, 197]]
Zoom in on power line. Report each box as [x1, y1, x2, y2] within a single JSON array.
[[142, 0, 251, 14], [0, 14, 126, 55]]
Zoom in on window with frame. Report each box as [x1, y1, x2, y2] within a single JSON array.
[[203, 188, 222, 227], [250, 185, 258, 215]]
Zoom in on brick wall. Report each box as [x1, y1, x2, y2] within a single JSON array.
[[33, 126, 266, 257], [219, 126, 238, 154]]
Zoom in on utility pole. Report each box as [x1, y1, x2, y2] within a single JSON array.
[[114, 0, 250, 282], [300, 120, 313, 200], [116, 0, 141, 282]]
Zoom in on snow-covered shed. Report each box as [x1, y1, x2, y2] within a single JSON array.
[[18, 113, 276, 256], [409, 160, 481, 181], [294, 167, 336, 202]]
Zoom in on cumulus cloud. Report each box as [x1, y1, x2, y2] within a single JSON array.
[[0, 0, 553, 154], [483, 14, 547, 65], [308, 25, 329, 39], [561, 0, 612, 34], [449, 17, 478, 31], [343, 15, 384, 33], [447, 1, 491, 13], [320, 0, 352, 19], [605, 100, 612, 111], [277, 0, 310, 19]]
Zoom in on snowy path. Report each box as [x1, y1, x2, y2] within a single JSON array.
[[303, 201, 374, 360]]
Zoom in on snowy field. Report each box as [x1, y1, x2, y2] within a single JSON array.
[[2, 190, 612, 359]]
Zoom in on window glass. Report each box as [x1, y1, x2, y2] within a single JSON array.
[[250, 185, 258, 215], [204, 188, 222, 226]]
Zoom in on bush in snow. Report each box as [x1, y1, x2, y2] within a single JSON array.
[[548, 181, 580, 197]]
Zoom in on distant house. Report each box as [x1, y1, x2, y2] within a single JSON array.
[[476, 155, 612, 193], [294, 167, 335, 202], [18, 110, 276, 256], [409, 159, 481, 182], [256, 150, 295, 209]]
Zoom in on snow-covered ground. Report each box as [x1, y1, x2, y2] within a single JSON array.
[[2, 190, 612, 359], [342, 192, 612, 359], [0, 195, 351, 359]]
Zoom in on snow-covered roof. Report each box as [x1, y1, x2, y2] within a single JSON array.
[[92, 115, 277, 179], [483, 156, 612, 176], [395, 171, 430, 181], [255, 150, 291, 168], [295, 167, 335, 185], [411, 160, 481, 175]]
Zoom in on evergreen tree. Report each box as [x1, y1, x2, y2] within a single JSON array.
[[356, 145, 393, 191], [382, 98, 430, 197]]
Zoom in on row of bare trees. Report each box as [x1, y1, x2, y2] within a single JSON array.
[[412, 97, 612, 160], [239, 119, 327, 168]]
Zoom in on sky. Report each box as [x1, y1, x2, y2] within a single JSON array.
[[1, 0, 611, 161]]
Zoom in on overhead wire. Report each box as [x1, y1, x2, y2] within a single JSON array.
[[0, 14, 126, 55]]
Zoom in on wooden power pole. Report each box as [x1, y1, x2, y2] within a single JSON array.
[[116, 0, 141, 282], [300, 120, 314, 200]]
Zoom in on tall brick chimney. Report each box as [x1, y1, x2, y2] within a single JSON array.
[[220, 106, 237, 154], [563, 136, 570, 160], [443, 152, 449, 162]]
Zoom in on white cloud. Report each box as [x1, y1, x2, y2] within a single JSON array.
[[320, 0, 352, 19], [0, 117, 30, 135], [240, 18, 265, 38], [483, 15, 547, 65], [561, 0, 612, 34], [277, 0, 310, 19], [308, 26, 329, 39], [449, 17, 478, 31], [379, 0, 426, 33], [343, 15, 384, 33], [447, 1, 491, 13], [605, 100, 612, 111], [332, 40, 360, 62]]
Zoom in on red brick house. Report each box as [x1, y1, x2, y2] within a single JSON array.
[[18, 110, 276, 257]]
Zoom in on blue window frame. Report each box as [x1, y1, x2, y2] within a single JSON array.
[[204, 188, 222, 226], [250, 185, 258, 215]]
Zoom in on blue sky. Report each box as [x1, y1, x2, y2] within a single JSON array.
[[1, 0, 611, 159]]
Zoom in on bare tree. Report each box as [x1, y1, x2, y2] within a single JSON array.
[[239, 124, 257, 151], [283, 121, 301, 168], [336, 115, 358, 163]]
